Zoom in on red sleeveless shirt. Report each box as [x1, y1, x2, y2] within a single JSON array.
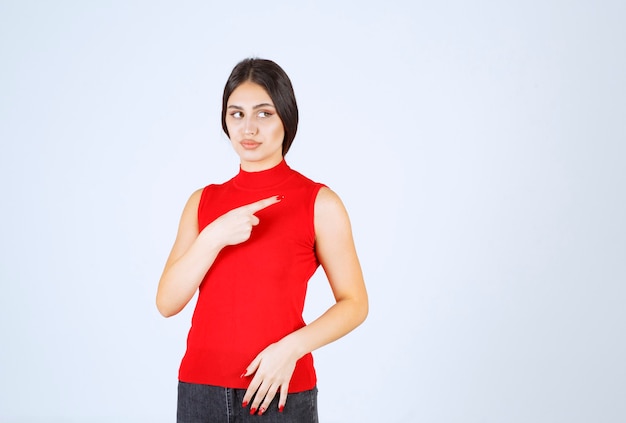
[[178, 160, 324, 392]]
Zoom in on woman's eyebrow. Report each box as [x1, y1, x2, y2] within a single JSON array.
[[227, 103, 275, 110], [253, 103, 275, 109]]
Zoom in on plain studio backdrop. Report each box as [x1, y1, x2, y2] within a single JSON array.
[[1, 1, 624, 422]]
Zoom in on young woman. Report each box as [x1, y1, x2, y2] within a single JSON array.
[[157, 58, 368, 422]]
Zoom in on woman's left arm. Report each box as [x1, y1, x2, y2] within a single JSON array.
[[242, 187, 368, 415]]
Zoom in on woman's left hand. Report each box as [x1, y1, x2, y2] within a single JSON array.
[[241, 340, 299, 415]]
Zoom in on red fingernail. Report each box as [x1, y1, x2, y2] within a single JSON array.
[[276, 195, 285, 200], [250, 407, 257, 415], [279, 405, 285, 413], [258, 407, 266, 415], [242, 401, 248, 408], [240, 372, 246, 378]]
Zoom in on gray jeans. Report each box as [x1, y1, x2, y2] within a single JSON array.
[[177, 382, 319, 423]]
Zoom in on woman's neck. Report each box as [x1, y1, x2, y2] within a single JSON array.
[[239, 155, 284, 172]]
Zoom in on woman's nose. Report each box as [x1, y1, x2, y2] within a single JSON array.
[[244, 118, 257, 136]]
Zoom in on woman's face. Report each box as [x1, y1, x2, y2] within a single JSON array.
[[225, 81, 285, 171]]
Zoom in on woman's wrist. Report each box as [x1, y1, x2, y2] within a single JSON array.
[[280, 331, 310, 360], [198, 224, 226, 252]]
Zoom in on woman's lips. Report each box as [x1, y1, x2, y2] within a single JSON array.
[[240, 140, 261, 150]]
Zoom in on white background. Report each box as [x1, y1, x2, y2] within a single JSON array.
[[1, 1, 625, 422]]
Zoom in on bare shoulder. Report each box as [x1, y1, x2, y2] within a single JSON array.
[[315, 186, 348, 215], [315, 185, 342, 207], [313, 188, 364, 303], [177, 187, 205, 231], [186, 187, 204, 210], [164, 187, 205, 266], [314, 186, 352, 235]]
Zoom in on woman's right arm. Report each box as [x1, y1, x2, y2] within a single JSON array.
[[156, 189, 220, 317], [156, 191, 282, 317]]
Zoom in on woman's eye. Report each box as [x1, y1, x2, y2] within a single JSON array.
[[258, 111, 272, 118], [231, 111, 243, 119]]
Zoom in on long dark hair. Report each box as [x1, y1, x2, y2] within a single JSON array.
[[221, 58, 299, 156]]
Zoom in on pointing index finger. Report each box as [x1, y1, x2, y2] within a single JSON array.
[[245, 195, 283, 214]]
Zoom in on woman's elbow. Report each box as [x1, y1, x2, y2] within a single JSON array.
[[156, 295, 180, 318], [357, 296, 369, 325], [346, 294, 368, 328]]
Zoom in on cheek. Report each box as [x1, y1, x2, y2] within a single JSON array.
[[225, 120, 238, 136], [271, 121, 285, 140]]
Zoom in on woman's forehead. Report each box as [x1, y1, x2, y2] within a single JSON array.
[[228, 81, 273, 105]]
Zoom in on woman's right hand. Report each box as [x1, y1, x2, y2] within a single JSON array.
[[157, 193, 281, 317], [205, 195, 282, 248]]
